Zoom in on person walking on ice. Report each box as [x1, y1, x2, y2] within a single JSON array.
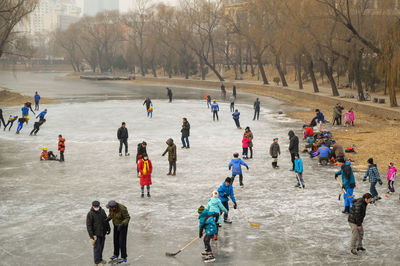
[[162, 138, 177, 175], [166, 87, 173, 102], [181, 118, 190, 149], [211, 99, 219, 121], [288, 130, 299, 171], [294, 154, 305, 189], [86, 201, 110, 266], [335, 160, 356, 213], [253, 98, 260, 120], [205, 94, 211, 108], [143, 97, 153, 112], [245, 127, 254, 159], [363, 158, 383, 203], [386, 162, 397, 195], [198, 205, 219, 263], [348, 193, 373, 255], [117, 122, 129, 156], [232, 109, 241, 129], [229, 95, 235, 112], [228, 153, 249, 187], [137, 154, 153, 198], [269, 137, 280, 168], [58, 134, 65, 162], [147, 106, 153, 118], [34, 91, 41, 111], [217, 177, 237, 223]]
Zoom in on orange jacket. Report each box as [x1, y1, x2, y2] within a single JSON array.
[[58, 138, 65, 151], [40, 151, 48, 160]]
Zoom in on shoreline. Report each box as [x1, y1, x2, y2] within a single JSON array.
[[0, 86, 56, 106]]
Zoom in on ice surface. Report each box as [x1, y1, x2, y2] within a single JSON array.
[[0, 73, 399, 266]]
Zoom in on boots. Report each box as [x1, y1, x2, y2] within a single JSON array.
[[342, 206, 350, 214], [172, 172, 176, 176]]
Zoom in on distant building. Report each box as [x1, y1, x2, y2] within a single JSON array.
[[84, 0, 120, 16]]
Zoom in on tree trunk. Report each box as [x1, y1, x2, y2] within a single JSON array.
[[306, 55, 319, 92], [389, 84, 398, 107], [239, 47, 244, 74], [275, 55, 288, 87], [322, 60, 339, 96], [204, 59, 224, 81], [256, 55, 268, 85], [354, 50, 365, 101], [297, 55, 303, 89], [249, 46, 255, 77], [199, 56, 206, 80], [151, 62, 157, 78]]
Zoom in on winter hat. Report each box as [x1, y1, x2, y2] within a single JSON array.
[[213, 191, 219, 198], [294, 153, 300, 157], [233, 153, 239, 158], [225, 177, 232, 184], [303, 124, 308, 128], [273, 137, 278, 140], [198, 205, 205, 214], [367, 158, 374, 164], [92, 201, 100, 207], [389, 162, 394, 167], [106, 200, 117, 208], [142, 141, 147, 145], [315, 109, 320, 112]]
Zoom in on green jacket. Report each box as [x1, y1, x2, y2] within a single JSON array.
[[107, 203, 130, 226], [163, 138, 177, 162], [246, 131, 254, 147], [333, 106, 342, 118]]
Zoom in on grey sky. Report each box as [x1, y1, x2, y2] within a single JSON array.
[[76, 0, 179, 13]]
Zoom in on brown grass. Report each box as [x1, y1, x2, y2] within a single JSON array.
[[0, 87, 56, 107]]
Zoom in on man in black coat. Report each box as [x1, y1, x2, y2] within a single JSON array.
[[117, 122, 129, 156], [348, 193, 373, 255], [136, 141, 147, 176], [86, 201, 110, 265], [253, 98, 260, 120], [180, 118, 190, 149], [288, 130, 299, 171], [166, 88, 173, 102]]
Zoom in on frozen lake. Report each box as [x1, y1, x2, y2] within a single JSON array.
[[0, 73, 399, 265]]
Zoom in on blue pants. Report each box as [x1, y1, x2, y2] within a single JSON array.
[[207, 101, 211, 108], [344, 188, 354, 211], [181, 136, 189, 148], [370, 182, 378, 198], [147, 112, 152, 118], [16, 122, 23, 132], [234, 119, 240, 128]]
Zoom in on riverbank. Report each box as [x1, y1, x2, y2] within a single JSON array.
[[0, 87, 56, 106], [129, 77, 400, 172]]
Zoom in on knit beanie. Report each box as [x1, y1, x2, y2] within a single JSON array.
[[198, 205, 205, 214]]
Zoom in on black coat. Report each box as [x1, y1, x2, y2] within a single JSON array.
[[348, 198, 368, 226], [181, 121, 190, 137], [86, 207, 110, 237], [117, 127, 128, 139], [136, 144, 147, 162], [288, 130, 299, 153]]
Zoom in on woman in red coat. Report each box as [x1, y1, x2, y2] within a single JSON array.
[[138, 154, 152, 198]]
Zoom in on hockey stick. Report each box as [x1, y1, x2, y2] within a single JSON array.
[[337, 178, 354, 200], [296, 173, 304, 193], [165, 236, 199, 257], [237, 207, 260, 227]]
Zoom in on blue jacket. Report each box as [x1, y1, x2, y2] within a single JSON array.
[[229, 158, 248, 175], [294, 157, 303, 173], [218, 182, 236, 203], [199, 210, 218, 236], [34, 94, 40, 103], [206, 197, 228, 214], [317, 146, 330, 158], [363, 164, 382, 184], [21, 107, 29, 115], [314, 112, 325, 123], [232, 111, 240, 120], [211, 102, 219, 111], [37, 111, 47, 119], [336, 161, 355, 189]]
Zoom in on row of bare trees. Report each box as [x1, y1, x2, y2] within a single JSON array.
[[50, 0, 400, 106]]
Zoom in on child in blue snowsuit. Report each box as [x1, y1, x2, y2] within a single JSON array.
[[363, 158, 383, 202], [232, 110, 241, 128], [335, 161, 356, 213], [218, 177, 237, 223], [294, 154, 305, 188], [206, 191, 228, 226], [229, 153, 249, 186], [198, 206, 218, 262]]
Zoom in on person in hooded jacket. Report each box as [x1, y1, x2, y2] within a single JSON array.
[[198, 206, 219, 263], [387, 162, 397, 194], [217, 177, 237, 223], [136, 142, 147, 176], [270, 137, 281, 168], [206, 191, 228, 230], [229, 153, 249, 186], [138, 154, 152, 198], [336, 161, 356, 213], [363, 158, 383, 202], [232, 110, 241, 129], [288, 130, 299, 171], [211, 99, 219, 121], [294, 154, 305, 188], [162, 138, 177, 175], [86, 201, 110, 266], [181, 118, 190, 148], [245, 127, 254, 158]]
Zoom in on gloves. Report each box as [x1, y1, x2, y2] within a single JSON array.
[[199, 230, 203, 238], [233, 202, 237, 209], [117, 224, 124, 231], [334, 174, 338, 180], [246, 166, 249, 170]]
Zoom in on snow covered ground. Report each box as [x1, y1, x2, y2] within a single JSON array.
[[0, 76, 400, 265]]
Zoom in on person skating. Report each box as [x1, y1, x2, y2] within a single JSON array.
[[229, 95, 235, 112], [16, 117, 28, 134], [0, 109, 5, 129], [211, 99, 219, 121], [162, 138, 177, 175], [30, 119, 46, 136], [348, 193, 373, 255], [242, 133, 251, 159], [220, 84, 226, 99], [386, 162, 397, 195], [232, 109, 241, 129], [86, 201, 110, 266], [106, 200, 130, 263], [245, 127, 254, 158], [363, 158, 383, 202], [40, 147, 58, 161], [206, 191, 228, 230], [136, 141, 147, 176], [205, 94, 211, 108], [232, 85, 237, 98], [143, 97, 153, 112], [313, 109, 325, 132], [228, 153, 249, 186], [253, 98, 260, 120], [34, 91, 41, 111], [294, 154, 305, 189], [288, 130, 299, 171], [36, 109, 47, 122], [198, 205, 219, 263], [4, 115, 18, 131], [21, 104, 29, 120], [147, 106, 153, 118], [138, 154, 152, 198], [166, 87, 173, 102], [58, 134, 65, 162], [181, 118, 190, 148], [24, 102, 35, 116], [117, 122, 129, 156], [217, 177, 237, 223], [269, 137, 281, 168], [335, 160, 356, 213]]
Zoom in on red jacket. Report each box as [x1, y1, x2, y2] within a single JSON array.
[[242, 137, 250, 148], [138, 159, 152, 186], [304, 127, 314, 138], [58, 138, 65, 151]]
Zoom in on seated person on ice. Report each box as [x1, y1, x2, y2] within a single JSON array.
[[40, 147, 58, 161]]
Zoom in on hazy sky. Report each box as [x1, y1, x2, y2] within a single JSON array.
[[76, 0, 178, 13]]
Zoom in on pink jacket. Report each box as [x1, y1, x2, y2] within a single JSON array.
[[387, 166, 397, 181], [349, 111, 355, 122], [343, 112, 351, 123], [242, 137, 250, 148]]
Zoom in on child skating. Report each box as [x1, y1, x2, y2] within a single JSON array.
[[206, 191, 228, 238], [198, 205, 218, 263], [294, 154, 305, 189], [228, 153, 249, 187], [242, 133, 250, 159], [269, 137, 280, 168], [386, 162, 397, 196], [363, 158, 383, 203]]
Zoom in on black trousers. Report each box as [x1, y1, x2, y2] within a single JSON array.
[[249, 147, 253, 158], [230, 103, 234, 112], [35, 102, 40, 111], [222, 201, 229, 220], [232, 174, 243, 186], [333, 117, 340, 126], [30, 125, 40, 135], [4, 121, 15, 131], [0, 115, 5, 128], [60, 151, 64, 161], [169, 161, 176, 173], [119, 139, 128, 154], [204, 234, 212, 252], [290, 153, 296, 170], [253, 110, 260, 120], [213, 111, 219, 121], [93, 236, 105, 264], [113, 225, 128, 259]]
